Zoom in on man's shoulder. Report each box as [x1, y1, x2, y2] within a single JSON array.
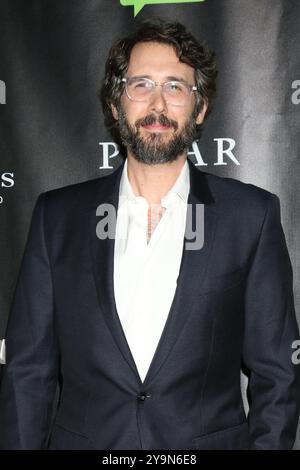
[[199, 167, 278, 209], [190, 166, 281, 226], [39, 166, 122, 209]]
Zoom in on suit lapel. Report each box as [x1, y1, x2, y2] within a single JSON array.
[[89, 161, 142, 379], [90, 158, 218, 387], [142, 159, 218, 386]]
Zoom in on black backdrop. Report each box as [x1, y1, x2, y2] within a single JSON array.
[[0, 0, 299, 448]]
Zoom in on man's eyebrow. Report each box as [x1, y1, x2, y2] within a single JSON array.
[[129, 74, 188, 83], [129, 75, 152, 80], [165, 76, 188, 83]]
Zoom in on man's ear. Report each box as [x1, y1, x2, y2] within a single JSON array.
[[196, 101, 208, 125], [111, 104, 119, 121]]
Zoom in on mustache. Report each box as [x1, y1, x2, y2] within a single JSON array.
[[135, 114, 179, 131]]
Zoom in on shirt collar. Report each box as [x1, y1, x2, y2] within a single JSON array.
[[118, 158, 190, 208]]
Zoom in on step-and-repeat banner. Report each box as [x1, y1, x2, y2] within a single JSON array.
[[0, 0, 299, 448]]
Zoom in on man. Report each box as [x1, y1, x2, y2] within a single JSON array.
[[0, 19, 299, 450]]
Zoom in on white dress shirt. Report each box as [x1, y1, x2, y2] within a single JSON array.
[[113, 158, 190, 383]]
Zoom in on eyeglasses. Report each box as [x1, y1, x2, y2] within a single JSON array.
[[121, 77, 198, 107]]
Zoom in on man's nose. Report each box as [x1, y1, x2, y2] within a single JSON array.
[[148, 86, 168, 114]]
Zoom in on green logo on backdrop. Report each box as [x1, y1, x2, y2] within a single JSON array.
[[120, 0, 205, 17]]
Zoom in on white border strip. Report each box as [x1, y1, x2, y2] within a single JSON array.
[[0, 339, 6, 364]]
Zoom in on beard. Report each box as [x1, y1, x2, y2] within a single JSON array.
[[117, 106, 199, 165]]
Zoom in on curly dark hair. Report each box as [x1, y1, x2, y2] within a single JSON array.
[[99, 19, 217, 144]]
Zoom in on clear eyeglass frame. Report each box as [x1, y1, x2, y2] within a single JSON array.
[[121, 77, 198, 107]]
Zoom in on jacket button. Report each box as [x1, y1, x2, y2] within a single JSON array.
[[137, 392, 151, 402]]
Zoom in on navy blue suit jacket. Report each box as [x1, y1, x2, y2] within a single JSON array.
[[0, 159, 299, 449]]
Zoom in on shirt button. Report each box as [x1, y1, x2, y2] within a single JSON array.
[[137, 392, 151, 402]]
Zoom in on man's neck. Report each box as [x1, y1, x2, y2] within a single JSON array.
[[126, 152, 187, 206]]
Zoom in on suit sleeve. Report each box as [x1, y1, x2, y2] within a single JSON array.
[[242, 193, 300, 449], [0, 193, 59, 449]]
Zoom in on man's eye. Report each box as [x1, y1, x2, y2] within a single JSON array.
[[134, 81, 151, 89], [168, 82, 183, 92]]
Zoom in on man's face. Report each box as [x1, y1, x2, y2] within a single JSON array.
[[111, 42, 207, 165]]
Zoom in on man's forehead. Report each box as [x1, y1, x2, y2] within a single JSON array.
[[127, 41, 195, 80]]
